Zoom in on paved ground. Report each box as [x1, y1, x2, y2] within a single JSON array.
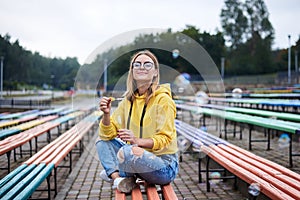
[[0, 97, 299, 199]]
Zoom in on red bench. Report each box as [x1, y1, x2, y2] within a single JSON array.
[[115, 180, 178, 200], [176, 119, 300, 199]]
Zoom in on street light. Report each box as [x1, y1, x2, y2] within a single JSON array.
[[221, 57, 225, 79], [288, 35, 291, 85], [0, 56, 4, 99], [103, 59, 108, 93], [51, 74, 55, 99], [296, 50, 299, 84]]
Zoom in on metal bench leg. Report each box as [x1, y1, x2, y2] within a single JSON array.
[[54, 168, 58, 196], [198, 156, 202, 183], [249, 126, 252, 150], [233, 122, 236, 138], [206, 156, 211, 192], [29, 140, 33, 156], [224, 119, 228, 140], [69, 150, 73, 173], [47, 174, 52, 200], [47, 130, 51, 143], [13, 148, 17, 161], [20, 146, 23, 158], [267, 129, 271, 150], [6, 151, 11, 173], [289, 133, 293, 167], [35, 137, 38, 153]]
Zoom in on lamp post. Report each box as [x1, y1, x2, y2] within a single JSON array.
[[0, 56, 4, 99], [51, 74, 55, 99], [288, 35, 291, 85], [221, 57, 225, 79], [296, 50, 299, 84], [103, 59, 108, 93]]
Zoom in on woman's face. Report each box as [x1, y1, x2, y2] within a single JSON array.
[[132, 54, 158, 83]]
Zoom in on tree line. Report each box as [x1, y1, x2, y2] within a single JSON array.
[[1, 0, 299, 91], [0, 34, 80, 91]]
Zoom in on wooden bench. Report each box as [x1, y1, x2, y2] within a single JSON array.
[[0, 163, 54, 200], [175, 119, 300, 199], [0, 119, 59, 173], [0, 114, 38, 129], [0, 115, 58, 140], [208, 97, 300, 113], [115, 180, 178, 200], [176, 103, 300, 167], [0, 111, 102, 199], [0, 109, 39, 120], [199, 103, 300, 122], [0, 111, 85, 173]]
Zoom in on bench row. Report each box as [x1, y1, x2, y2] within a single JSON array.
[[175, 119, 300, 200], [0, 111, 84, 173], [0, 111, 102, 200], [176, 103, 300, 167]]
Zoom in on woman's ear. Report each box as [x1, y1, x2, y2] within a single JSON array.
[[154, 69, 158, 77]]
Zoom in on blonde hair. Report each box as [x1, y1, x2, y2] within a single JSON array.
[[124, 50, 160, 104]]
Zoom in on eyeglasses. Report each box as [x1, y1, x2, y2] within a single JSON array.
[[132, 62, 154, 70]]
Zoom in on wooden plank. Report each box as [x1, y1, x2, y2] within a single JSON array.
[[146, 184, 160, 200], [225, 144, 300, 183], [211, 145, 300, 199], [115, 189, 126, 200], [201, 145, 294, 200], [161, 184, 178, 200], [131, 185, 143, 200]]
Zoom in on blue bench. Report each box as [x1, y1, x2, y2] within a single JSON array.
[[0, 163, 54, 200]]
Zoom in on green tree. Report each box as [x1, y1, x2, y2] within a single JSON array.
[[220, 0, 248, 49], [221, 0, 274, 75]]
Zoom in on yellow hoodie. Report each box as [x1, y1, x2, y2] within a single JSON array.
[[99, 84, 178, 156]]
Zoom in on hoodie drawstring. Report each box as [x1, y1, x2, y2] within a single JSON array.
[[127, 101, 147, 138]]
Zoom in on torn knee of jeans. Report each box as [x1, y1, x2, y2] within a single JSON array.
[[132, 146, 144, 156], [117, 148, 125, 163]]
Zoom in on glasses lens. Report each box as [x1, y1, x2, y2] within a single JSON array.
[[144, 62, 153, 70], [132, 62, 141, 68]]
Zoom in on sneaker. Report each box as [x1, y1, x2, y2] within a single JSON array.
[[113, 177, 137, 193], [100, 170, 113, 183]]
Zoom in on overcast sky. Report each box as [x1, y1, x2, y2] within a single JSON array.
[[0, 0, 299, 65]]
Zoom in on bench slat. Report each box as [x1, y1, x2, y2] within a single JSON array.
[[211, 145, 300, 199], [219, 144, 300, 191], [162, 184, 178, 200], [14, 163, 54, 200], [1, 164, 45, 200], [146, 184, 160, 200], [227, 143, 300, 183], [0, 164, 36, 198], [0, 164, 27, 188], [115, 189, 126, 200], [201, 145, 294, 200], [131, 186, 143, 200]]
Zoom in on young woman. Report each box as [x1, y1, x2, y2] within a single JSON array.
[[96, 50, 178, 193]]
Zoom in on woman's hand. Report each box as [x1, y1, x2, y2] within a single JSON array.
[[99, 97, 112, 114], [117, 129, 138, 145]]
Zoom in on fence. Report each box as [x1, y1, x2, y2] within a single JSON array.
[[0, 99, 51, 109]]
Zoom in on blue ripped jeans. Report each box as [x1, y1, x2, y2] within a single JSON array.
[[95, 139, 179, 185]]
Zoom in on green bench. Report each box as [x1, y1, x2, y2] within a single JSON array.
[[176, 103, 300, 167]]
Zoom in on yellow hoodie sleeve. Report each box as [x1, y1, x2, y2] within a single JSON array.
[[98, 100, 126, 140], [151, 94, 177, 151]]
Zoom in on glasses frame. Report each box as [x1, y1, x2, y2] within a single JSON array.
[[132, 61, 154, 71]]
